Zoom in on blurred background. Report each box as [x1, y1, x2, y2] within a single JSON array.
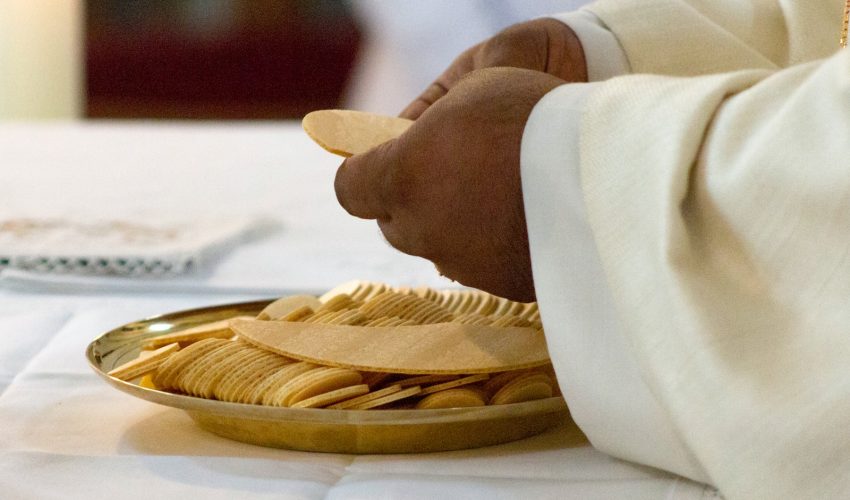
[[0, 0, 588, 121]]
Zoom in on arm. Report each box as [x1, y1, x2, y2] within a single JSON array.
[[586, 0, 839, 75], [540, 47, 850, 498]]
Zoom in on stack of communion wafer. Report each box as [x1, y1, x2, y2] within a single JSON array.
[[108, 281, 556, 410]]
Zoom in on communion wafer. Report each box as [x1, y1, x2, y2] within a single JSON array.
[[326, 309, 367, 326], [268, 366, 363, 407], [108, 342, 180, 381], [291, 384, 370, 409], [257, 295, 322, 321], [350, 282, 388, 302], [194, 343, 259, 399], [206, 345, 269, 397], [490, 372, 554, 405], [153, 338, 229, 389], [475, 294, 498, 315], [418, 374, 489, 395], [278, 305, 315, 322], [232, 319, 550, 375], [490, 315, 532, 328], [348, 386, 422, 410], [213, 348, 279, 402], [255, 362, 319, 406], [482, 369, 532, 399], [316, 293, 358, 313], [326, 384, 403, 409], [178, 341, 244, 397], [453, 313, 492, 326], [302, 110, 413, 157], [361, 291, 453, 324], [394, 374, 458, 388], [143, 317, 249, 349], [415, 388, 487, 409], [360, 291, 407, 319], [318, 280, 365, 303], [229, 356, 292, 404]]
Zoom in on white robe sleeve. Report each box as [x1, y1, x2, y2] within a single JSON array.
[[521, 84, 710, 484], [524, 42, 850, 500], [547, 10, 631, 81], [586, 0, 839, 75]]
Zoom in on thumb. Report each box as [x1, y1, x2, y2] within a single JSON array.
[[334, 138, 400, 220]]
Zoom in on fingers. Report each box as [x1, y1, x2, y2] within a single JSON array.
[[334, 139, 399, 220], [399, 81, 448, 120], [399, 45, 476, 119]]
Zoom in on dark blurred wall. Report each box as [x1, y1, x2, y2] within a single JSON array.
[[85, 0, 361, 119]]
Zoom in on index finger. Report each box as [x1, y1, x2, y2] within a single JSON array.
[[399, 45, 477, 120]]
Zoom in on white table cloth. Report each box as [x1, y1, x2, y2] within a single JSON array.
[[0, 122, 714, 499]]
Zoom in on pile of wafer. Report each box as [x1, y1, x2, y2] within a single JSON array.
[[108, 281, 558, 410]]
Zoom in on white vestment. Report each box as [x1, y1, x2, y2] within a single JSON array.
[[523, 1, 850, 498]]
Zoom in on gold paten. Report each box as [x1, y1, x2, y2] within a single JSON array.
[[86, 299, 574, 453]]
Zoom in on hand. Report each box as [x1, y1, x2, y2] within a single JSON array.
[[335, 67, 566, 302], [401, 18, 586, 120]]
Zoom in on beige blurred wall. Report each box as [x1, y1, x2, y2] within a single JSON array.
[[0, 0, 83, 119]]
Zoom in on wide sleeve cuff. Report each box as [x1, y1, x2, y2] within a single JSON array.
[[547, 10, 631, 81], [520, 82, 710, 484]]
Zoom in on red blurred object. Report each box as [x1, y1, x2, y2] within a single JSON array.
[[85, 1, 361, 119]]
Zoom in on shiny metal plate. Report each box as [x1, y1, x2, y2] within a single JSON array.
[[87, 299, 572, 453]]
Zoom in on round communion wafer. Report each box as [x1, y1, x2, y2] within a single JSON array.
[[154, 338, 228, 389], [211, 347, 272, 401], [108, 342, 180, 381], [319, 280, 365, 303], [228, 356, 291, 404], [326, 384, 403, 409], [490, 315, 531, 328], [232, 318, 551, 375], [482, 369, 531, 399], [277, 305, 315, 322], [519, 302, 539, 320], [362, 291, 453, 324], [418, 373, 489, 395], [413, 286, 439, 302], [178, 341, 244, 397], [143, 317, 248, 349], [453, 313, 492, 326], [215, 349, 286, 402], [257, 295, 322, 321], [490, 372, 553, 405], [475, 294, 498, 316], [267, 366, 363, 407], [415, 387, 487, 409], [192, 342, 265, 399], [394, 374, 458, 388], [303, 309, 336, 324], [348, 386, 422, 410], [316, 293, 358, 314], [302, 110, 413, 157], [327, 309, 367, 326], [291, 384, 370, 409], [360, 291, 406, 319], [255, 361, 319, 406]]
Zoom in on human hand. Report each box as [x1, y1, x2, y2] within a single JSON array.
[[335, 67, 566, 302], [400, 18, 586, 120]]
